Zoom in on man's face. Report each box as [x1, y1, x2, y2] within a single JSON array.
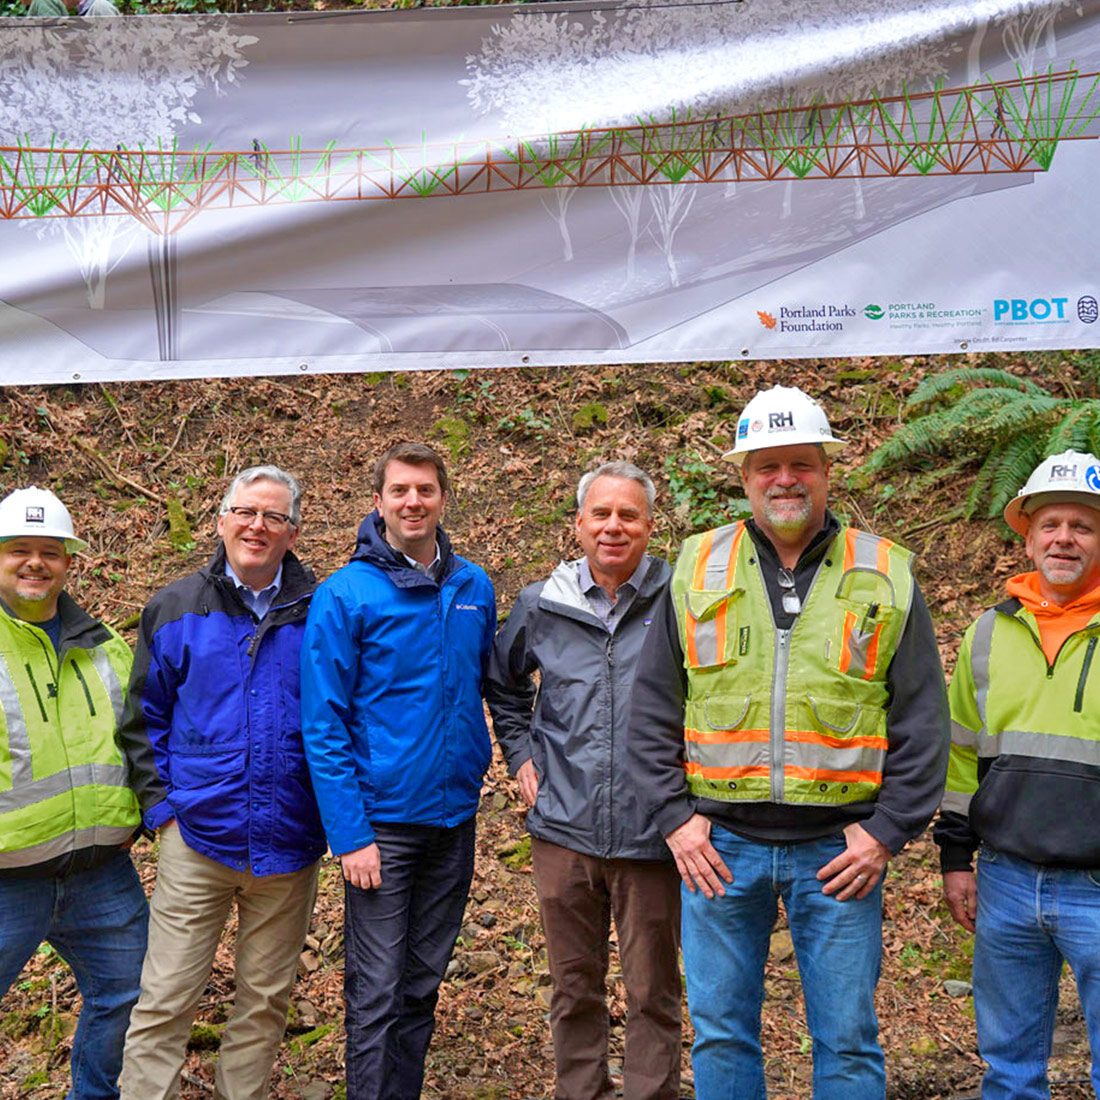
[[0, 536, 70, 622], [741, 443, 830, 542], [576, 475, 654, 582], [216, 477, 298, 587], [1025, 502, 1100, 602], [374, 460, 445, 557]]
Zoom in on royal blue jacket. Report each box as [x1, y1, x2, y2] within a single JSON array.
[[119, 546, 327, 875], [299, 513, 496, 856]]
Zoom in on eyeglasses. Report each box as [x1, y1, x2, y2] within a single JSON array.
[[777, 568, 801, 615], [225, 506, 294, 529]]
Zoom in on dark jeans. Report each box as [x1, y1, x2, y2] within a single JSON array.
[[344, 818, 476, 1100], [0, 851, 149, 1100]]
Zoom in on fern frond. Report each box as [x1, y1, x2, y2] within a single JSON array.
[[906, 366, 1048, 411], [986, 434, 1046, 517], [965, 441, 1005, 519], [1046, 400, 1100, 453]]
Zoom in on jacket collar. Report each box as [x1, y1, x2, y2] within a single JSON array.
[[540, 554, 669, 616], [200, 544, 316, 606], [350, 510, 457, 588]]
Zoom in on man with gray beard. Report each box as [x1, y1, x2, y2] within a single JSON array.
[[629, 385, 949, 1100]]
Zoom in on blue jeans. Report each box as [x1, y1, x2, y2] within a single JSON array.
[[0, 851, 149, 1100], [974, 846, 1100, 1100], [343, 818, 476, 1100], [681, 826, 884, 1100]]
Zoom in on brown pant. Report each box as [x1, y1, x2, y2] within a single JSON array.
[[532, 837, 682, 1100]]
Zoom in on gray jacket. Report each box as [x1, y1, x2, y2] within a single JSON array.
[[486, 555, 672, 861]]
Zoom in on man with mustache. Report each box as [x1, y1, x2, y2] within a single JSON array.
[[630, 385, 949, 1100], [936, 451, 1100, 1100]]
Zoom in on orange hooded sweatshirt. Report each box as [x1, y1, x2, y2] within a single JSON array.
[[1005, 571, 1100, 665]]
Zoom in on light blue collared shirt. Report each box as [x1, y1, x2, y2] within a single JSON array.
[[225, 561, 284, 620], [578, 555, 649, 633]]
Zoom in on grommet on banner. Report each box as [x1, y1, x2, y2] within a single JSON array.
[[521, 355, 530, 363], [959, 342, 969, 350], [741, 348, 750, 357], [72, 373, 80, 380], [298, 362, 309, 371]]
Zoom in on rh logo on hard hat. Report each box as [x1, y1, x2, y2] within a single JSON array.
[[1086, 466, 1100, 492], [1050, 464, 1078, 480], [25, 506, 44, 524], [768, 411, 794, 430]]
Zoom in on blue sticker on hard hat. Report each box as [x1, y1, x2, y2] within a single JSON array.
[[1086, 465, 1100, 492], [737, 418, 749, 439], [25, 507, 44, 524]]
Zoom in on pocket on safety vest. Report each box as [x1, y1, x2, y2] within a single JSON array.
[[682, 587, 746, 669]]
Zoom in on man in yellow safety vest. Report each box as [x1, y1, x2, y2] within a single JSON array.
[[630, 385, 950, 1100]]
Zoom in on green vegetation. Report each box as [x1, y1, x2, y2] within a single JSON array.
[[861, 365, 1100, 521]]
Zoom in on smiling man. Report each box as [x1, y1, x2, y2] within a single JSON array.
[[630, 385, 949, 1100], [0, 487, 146, 1100], [936, 450, 1100, 1100], [300, 441, 496, 1100], [118, 466, 325, 1100], [487, 462, 681, 1100]]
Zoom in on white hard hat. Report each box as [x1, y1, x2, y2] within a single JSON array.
[[0, 486, 87, 553], [1003, 450, 1100, 535], [724, 385, 845, 465]]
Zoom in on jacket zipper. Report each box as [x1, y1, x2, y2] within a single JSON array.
[[71, 661, 97, 716], [1075, 636, 1097, 713], [24, 663, 49, 721]]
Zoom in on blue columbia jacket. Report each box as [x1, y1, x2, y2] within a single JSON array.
[[299, 513, 496, 857], [119, 546, 327, 875]]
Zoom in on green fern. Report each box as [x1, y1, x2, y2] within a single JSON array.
[[864, 367, 1100, 521]]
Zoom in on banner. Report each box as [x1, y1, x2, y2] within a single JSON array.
[[0, 0, 1098, 383]]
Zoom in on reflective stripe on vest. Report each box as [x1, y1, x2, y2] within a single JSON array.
[[0, 649, 32, 788]]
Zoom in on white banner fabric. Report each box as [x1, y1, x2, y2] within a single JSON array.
[[0, 0, 1098, 383]]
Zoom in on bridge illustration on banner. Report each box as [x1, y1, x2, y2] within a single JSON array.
[[2, 67, 1097, 236], [1, 66, 1096, 361]]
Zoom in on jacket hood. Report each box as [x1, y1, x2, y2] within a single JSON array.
[[351, 509, 456, 585]]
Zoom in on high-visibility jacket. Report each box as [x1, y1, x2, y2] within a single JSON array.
[[938, 596, 1100, 867], [672, 521, 914, 806], [0, 593, 138, 869]]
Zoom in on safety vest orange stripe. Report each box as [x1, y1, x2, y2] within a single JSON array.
[[785, 765, 883, 785], [839, 609, 856, 674], [843, 527, 860, 572], [861, 621, 884, 681], [685, 762, 771, 779], [725, 524, 744, 588], [784, 728, 889, 751], [684, 727, 770, 744], [876, 535, 893, 574], [692, 529, 715, 590]]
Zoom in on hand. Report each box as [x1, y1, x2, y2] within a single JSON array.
[[516, 759, 539, 808], [341, 843, 382, 890], [665, 814, 734, 899], [943, 870, 977, 933], [817, 822, 890, 901]]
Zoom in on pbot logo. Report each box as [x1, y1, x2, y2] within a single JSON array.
[[768, 411, 794, 430], [1079, 296, 1098, 324], [993, 298, 1069, 322]]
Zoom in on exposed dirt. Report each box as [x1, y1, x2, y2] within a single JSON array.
[[0, 357, 1095, 1099]]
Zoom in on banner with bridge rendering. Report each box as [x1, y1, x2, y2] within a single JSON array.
[[0, 0, 1098, 383]]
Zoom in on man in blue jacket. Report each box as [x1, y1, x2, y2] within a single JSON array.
[[487, 461, 682, 1100], [300, 441, 496, 1100], [118, 466, 326, 1100]]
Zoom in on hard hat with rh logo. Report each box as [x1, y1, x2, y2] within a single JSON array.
[[1003, 450, 1100, 535], [723, 385, 846, 465], [0, 486, 88, 553]]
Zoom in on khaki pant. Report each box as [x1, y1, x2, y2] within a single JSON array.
[[532, 837, 683, 1100], [119, 824, 318, 1100]]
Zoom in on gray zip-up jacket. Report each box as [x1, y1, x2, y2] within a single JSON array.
[[487, 555, 673, 861]]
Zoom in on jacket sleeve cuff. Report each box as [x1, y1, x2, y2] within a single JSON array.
[[654, 798, 696, 840], [859, 811, 909, 856], [938, 842, 976, 874], [143, 799, 174, 831]]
